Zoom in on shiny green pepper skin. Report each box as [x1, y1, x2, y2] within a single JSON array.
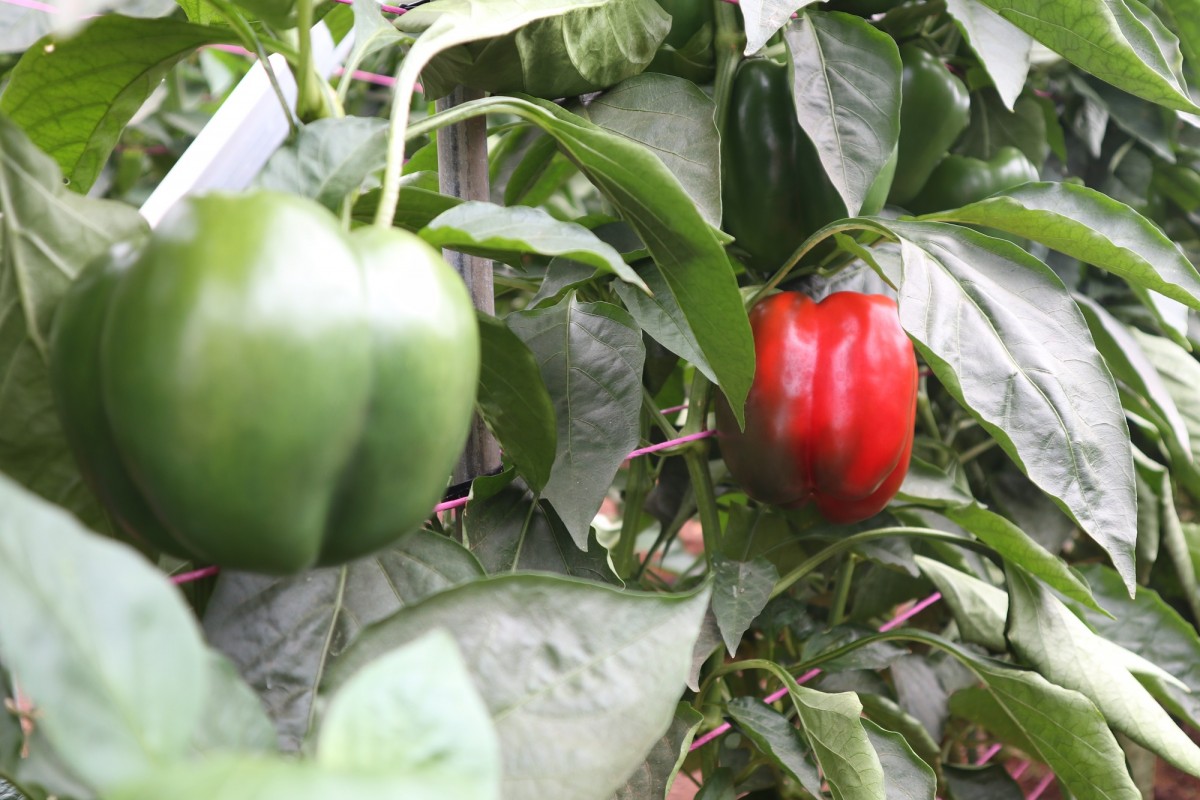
[[909, 146, 1039, 213], [888, 44, 970, 206], [722, 57, 890, 272], [50, 192, 480, 574], [648, 0, 716, 83]]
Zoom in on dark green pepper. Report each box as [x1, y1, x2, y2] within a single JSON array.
[[50, 192, 480, 574], [888, 44, 970, 205], [722, 57, 891, 273], [909, 145, 1039, 213], [648, 0, 716, 83]]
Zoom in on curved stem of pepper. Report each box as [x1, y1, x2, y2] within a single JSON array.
[[770, 526, 993, 599], [711, 0, 744, 138], [682, 372, 722, 566], [828, 554, 857, 626], [295, 0, 314, 119], [373, 42, 429, 227]]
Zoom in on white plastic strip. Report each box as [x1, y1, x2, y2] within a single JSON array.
[[139, 23, 355, 227]]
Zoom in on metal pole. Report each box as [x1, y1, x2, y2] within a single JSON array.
[[437, 86, 502, 485]]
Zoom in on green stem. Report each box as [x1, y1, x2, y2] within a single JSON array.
[[958, 437, 999, 465], [771, 526, 993, 599], [642, 387, 681, 442], [712, 0, 744, 138], [208, 0, 298, 136], [633, 488, 697, 582], [615, 429, 651, 578], [509, 492, 542, 570], [295, 0, 315, 119], [829, 554, 857, 626], [682, 372, 721, 566], [753, 220, 889, 303]]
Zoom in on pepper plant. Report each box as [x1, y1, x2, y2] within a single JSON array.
[[3, 0, 1200, 798]]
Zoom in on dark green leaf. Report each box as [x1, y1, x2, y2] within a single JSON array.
[[711, 556, 778, 656], [863, 719, 937, 800], [612, 703, 704, 800], [786, 684, 885, 799], [508, 295, 645, 548], [423, 201, 647, 289], [464, 469, 618, 582], [352, 184, 462, 232], [476, 316, 557, 492], [429, 96, 753, 421], [0, 475, 208, 791], [924, 183, 1200, 314], [613, 261, 717, 385], [578, 72, 721, 227], [0, 16, 234, 191], [858, 694, 941, 779], [255, 117, 388, 211], [739, 0, 821, 53], [202, 532, 484, 750], [317, 630, 500, 789], [326, 574, 712, 800], [956, 91, 1047, 164], [726, 699, 824, 797], [944, 504, 1100, 610], [786, 11, 902, 216], [945, 0, 1032, 110], [1007, 564, 1200, 777], [944, 641, 1141, 800], [0, 113, 146, 533], [896, 458, 974, 508], [1132, 329, 1200, 498], [874, 219, 1137, 589], [189, 653, 277, 754], [974, 0, 1196, 112], [944, 764, 1024, 800], [1070, 74, 1174, 162]]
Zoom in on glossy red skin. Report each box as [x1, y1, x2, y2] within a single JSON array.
[[716, 291, 918, 524]]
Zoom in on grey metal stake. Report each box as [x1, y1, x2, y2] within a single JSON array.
[[437, 86, 502, 485]]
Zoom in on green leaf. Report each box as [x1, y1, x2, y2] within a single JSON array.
[[1160, 0, 1200, 83], [873, 219, 1137, 590], [974, 0, 1196, 112], [336, 0, 408, 96], [0, 16, 234, 191], [202, 533, 485, 750], [352, 184, 463, 233], [189, 653, 277, 754], [463, 469, 619, 582], [943, 764, 1025, 800], [476, 316, 557, 493], [726, 698, 824, 797], [922, 182, 1200, 313], [711, 556, 779, 656], [397, 0, 669, 100], [109, 753, 496, 800], [739, 0, 822, 54], [785, 11, 902, 216], [422, 201, 648, 290], [577, 73, 722, 227], [786, 684, 885, 800], [917, 556, 1183, 688], [943, 643, 1141, 800], [613, 261, 717, 385], [862, 719, 937, 800], [414, 95, 755, 423], [326, 574, 713, 800], [1075, 296, 1192, 462], [1006, 564, 1200, 778], [943, 504, 1101, 611], [0, 113, 146, 533], [1131, 329, 1200, 498], [508, 295, 645, 548], [857, 694, 941, 779], [895, 457, 974, 508], [1070, 74, 1174, 163], [317, 630, 501, 792], [0, 475, 208, 791], [255, 117, 388, 211], [503, 132, 576, 208], [956, 91, 1047, 164], [1074, 563, 1200, 731], [945, 0, 1032, 110], [0, 0, 175, 55], [612, 703, 704, 800]]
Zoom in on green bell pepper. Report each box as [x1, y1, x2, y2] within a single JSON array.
[[50, 191, 480, 574], [908, 145, 1039, 213], [722, 57, 892, 273], [888, 43, 970, 206]]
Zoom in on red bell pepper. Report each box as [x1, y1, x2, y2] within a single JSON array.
[[716, 291, 918, 524]]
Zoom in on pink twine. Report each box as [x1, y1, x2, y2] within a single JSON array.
[[333, 67, 396, 88], [327, 0, 409, 14], [975, 742, 1003, 766], [691, 592, 943, 751], [627, 429, 715, 458], [1026, 772, 1055, 799], [433, 495, 469, 514], [0, 0, 58, 12], [170, 565, 220, 585]]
